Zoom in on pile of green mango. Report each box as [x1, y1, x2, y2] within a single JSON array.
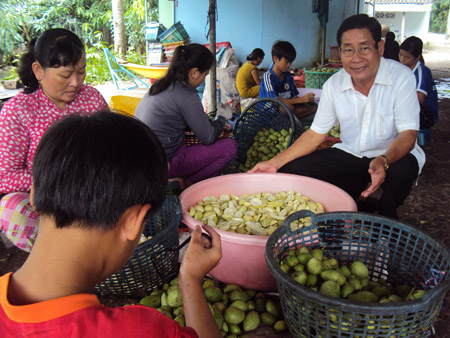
[[239, 127, 291, 172], [279, 246, 426, 303], [139, 276, 286, 337], [303, 124, 341, 139], [309, 67, 340, 73]]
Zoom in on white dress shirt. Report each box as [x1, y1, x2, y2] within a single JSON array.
[[311, 57, 425, 173]]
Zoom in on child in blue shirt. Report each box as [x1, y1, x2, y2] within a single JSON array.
[[260, 40, 316, 121], [399, 36, 438, 129]]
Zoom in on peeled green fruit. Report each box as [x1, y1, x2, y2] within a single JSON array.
[[319, 280, 340, 298], [204, 286, 223, 303], [349, 278, 362, 291], [350, 261, 369, 279], [307, 257, 322, 275], [140, 294, 161, 308], [224, 307, 245, 325], [338, 265, 351, 278], [260, 312, 277, 325], [243, 310, 260, 332]]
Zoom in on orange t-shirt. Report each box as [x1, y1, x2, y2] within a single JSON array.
[[0, 273, 198, 337]]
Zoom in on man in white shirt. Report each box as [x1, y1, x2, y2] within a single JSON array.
[[249, 14, 424, 219]]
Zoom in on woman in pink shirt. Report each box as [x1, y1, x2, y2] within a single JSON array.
[[0, 28, 108, 251]]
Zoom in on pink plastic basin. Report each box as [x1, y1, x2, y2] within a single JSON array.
[[179, 173, 357, 291]]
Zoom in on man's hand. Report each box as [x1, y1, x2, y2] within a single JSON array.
[[179, 225, 221, 284], [247, 160, 278, 174], [360, 156, 387, 198]]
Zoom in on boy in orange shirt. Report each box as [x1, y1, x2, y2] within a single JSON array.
[[0, 111, 222, 338]]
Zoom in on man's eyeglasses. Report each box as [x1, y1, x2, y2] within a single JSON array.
[[340, 46, 377, 57]]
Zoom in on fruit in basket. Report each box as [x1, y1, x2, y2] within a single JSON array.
[[239, 127, 292, 172], [139, 277, 286, 334], [277, 246, 427, 305], [188, 191, 324, 236]]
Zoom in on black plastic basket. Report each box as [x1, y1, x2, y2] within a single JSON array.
[[94, 195, 182, 296], [266, 210, 450, 338], [232, 98, 304, 164]]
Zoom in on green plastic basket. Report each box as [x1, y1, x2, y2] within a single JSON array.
[[94, 195, 182, 297], [266, 210, 450, 338], [158, 21, 189, 44], [232, 98, 304, 165], [304, 68, 336, 89]]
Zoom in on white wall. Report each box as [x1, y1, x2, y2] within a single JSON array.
[[376, 11, 431, 43]]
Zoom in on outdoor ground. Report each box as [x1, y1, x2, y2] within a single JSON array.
[[1, 34, 450, 337]]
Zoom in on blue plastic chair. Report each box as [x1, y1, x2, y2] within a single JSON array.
[[103, 48, 149, 90]]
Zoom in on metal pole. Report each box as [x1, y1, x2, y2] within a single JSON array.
[[321, 26, 326, 66], [208, 0, 217, 113]]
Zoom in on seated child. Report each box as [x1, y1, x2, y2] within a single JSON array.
[[259, 40, 317, 122], [0, 111, 222, 338], [236, 48, 265, 98], [399, 36, 438, 129]]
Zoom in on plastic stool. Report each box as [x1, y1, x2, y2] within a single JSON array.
[[418, 128, 432, 146]]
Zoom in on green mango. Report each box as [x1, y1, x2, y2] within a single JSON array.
[[167, 287, 183, 307], [139, 294, 161, 308], [319, 280, 340, 298], [224, 306, 245, 325], [260, 312, 277, 325], [243, 310, 260, 332], [274, 320, 287, 331], [350, 261, 369, 279], [230, 289, 250, 302], [307, 257, 322, 275], [230, 300, 247, 312], [204, 286, 223, 303], [320, 270, 346, 286], [347, 291, 379, 303]]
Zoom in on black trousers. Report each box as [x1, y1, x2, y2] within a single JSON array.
[[279, 148, 419, 219]]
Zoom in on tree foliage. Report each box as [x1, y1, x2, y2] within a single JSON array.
[[430, 0, 450, 34], [0, 0, 157, 66]]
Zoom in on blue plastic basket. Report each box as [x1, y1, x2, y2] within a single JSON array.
[[94, 195, 182, 296], [266, 210, 450, 338], [232, 98, 304, 164]]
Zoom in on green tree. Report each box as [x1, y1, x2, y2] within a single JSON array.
[[430, 0, 450, 34]]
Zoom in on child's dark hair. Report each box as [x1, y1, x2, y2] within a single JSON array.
[[247, 48, 265, 61], [400, 36, 424, 63], [150, 43, 215, 95], [18, 28, 85, 94], [336, 14, 381, 47], [271, 41, 296, 63], [32, 111, 168, 230]]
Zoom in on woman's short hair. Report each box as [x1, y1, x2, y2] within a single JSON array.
[[32, 111, 168, 230], [18, 28, 85, 94]]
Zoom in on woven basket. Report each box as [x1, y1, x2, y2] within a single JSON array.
[[232, 98, 304, 164], [94, 195, 182, 296], [304, 68, 335, 89], [266, 210, 450, 338]]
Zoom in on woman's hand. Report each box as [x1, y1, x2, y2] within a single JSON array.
[[248, 160, 278, 174]]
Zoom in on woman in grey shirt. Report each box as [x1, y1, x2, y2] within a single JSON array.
[[135, 43, 237, 184]]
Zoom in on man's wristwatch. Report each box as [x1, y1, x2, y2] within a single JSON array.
[[379, 154, 389, 170]]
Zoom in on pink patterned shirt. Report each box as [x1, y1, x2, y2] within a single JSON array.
[[0, 85, 109, 194]]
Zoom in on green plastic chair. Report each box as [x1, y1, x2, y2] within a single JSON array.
[[103, 48, 149, 90]]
